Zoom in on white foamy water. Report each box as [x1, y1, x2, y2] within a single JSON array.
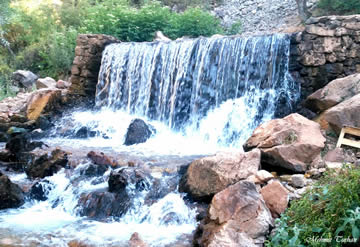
[[0, 168, 197, 247]]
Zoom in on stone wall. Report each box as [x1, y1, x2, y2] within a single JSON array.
[[290, 15, 360, 99], [69, 34, 119, 98]]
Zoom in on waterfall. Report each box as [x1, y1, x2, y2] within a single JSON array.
[[96, 34, 299, 144]]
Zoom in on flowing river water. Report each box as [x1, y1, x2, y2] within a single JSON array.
[[0, 34, 299, 246]]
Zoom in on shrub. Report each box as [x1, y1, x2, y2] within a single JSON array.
[[317, 0, 360, 15], [266, 165, 360, 247]]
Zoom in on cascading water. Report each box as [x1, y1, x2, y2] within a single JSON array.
[[0, 34, 300, 246]]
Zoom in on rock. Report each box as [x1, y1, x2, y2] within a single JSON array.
[[75, 126, 97, 138], [7, 126, 27, 136], [26, 89, 62, 121], [320, 94, 360, 134], [68, 240, 92, 247], [247, 170, 274, 184], [0, 174, 25, 209], [78, 190, 131, 219], [29, 180, 51, 201], [196, 181, 272, 246], [25, 148, 68, 178], [129, 232, 148, 247], [305, 73, 360, 112], [323, 148, 345, 169], [36, 77, 57, 89], [179, 149, 261, 201], [87, 151, 117, 167], [124, 119, 155, 146], [154, 31, 171, 42], [291, 174, 306, 188], [82, 163, 108, 177], [260, 180, 289, 218], [244, 113, 326, 172], [12, 70, 38, 89], [56, 80, 71, 89], [108, 167, 150, 193]]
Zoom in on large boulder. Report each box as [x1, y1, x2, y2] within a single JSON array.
[[124, 119, 155, 146], [36, 77, 57, 89], [12, 70, 38, 90], [25, 148, 68, 178], [305, 73, 360, 113], [26, 89, 62, 121], [244, 113, 326, 172], [179, 149, 261, 201], [260, 180, 289, 218], [0, 174, 25, 209], [319, 94, 360, 134], [195, 181, 272, 246]]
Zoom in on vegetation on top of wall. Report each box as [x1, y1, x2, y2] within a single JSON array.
[[0, 0, 225, 99], [317, 0, 360, 15], [266, 165, 360, 247]]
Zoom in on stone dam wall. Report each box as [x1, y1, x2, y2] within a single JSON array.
[[69, 15, 360, 103]]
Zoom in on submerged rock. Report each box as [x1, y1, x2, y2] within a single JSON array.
[[129, 232, 149, 247], [124, 119, 155, 146], [0, 174, 25, 209], [108, 167, 150, 193], [78, 190, 131, 219], [29, 180, 51, 201], [179, 149, 260, 202], [195, 181, 272, 246], [75, 126, 97, 138], [87, 151, 117, 167], [25, 148, 68, 178], [244, 113, 325, 172]]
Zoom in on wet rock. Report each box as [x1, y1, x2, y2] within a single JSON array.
[[87, 151, 117, 167], [108, 167, 150, 193], [36, 77, 57, 89], [179, 149, 260, 202], [68, 240, 93, 247], [195, 181, 272, 246], [7, 126, 27, 136], [320, 94, 360, 134], [129, 232, 149, 247], [78, 189, 131, 219], [291, 174, 306, 188], [260, 180, 289, 218], [12, 70, 38, 90], [29, 180, 51, 201], [6, 133, 46, 157], [244, 113, 325, 172], [26, 89, 63, 121], [82, 163, 108, 177], [25, 148, 68, 178], [56, 80, 71, 89], [0, 174, 25, 209], [75, 126, 97, 138], [305, 73, 360, 113], [124, 119, 155, 146]]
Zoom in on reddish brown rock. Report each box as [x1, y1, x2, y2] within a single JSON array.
[[26, 89, 62, 121], [25, 148, 69, 178], [179, 149, 261, 201], [87, 151, 118, 167], [244, 113, 325, 172], [321, 94, 360, 134], [56, 80, 71, 89], [129, 232, 148, 247], [196, 181, 272, 246], [260, 181, 289, 218], [306, 73, 360, 112]]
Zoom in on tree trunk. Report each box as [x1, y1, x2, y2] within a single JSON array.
[[296, 0, 311, 22]]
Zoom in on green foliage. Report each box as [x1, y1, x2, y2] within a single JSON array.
[[225, 20, 242, 36], [0, 0, 225, 98], [317, 0, 360, 15], [267, 166, 360, 247]]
